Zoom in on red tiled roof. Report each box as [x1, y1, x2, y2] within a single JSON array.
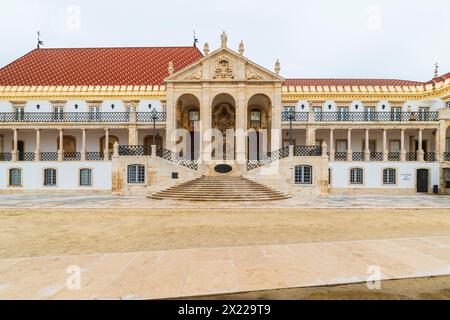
[[0, 47, 203, 86], [284, 78, 425, 87]]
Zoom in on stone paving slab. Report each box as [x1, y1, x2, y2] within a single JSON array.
[[0, 236, 449, 300], [0, 193, 449, 209]]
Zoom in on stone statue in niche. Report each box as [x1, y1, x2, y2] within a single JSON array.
[[213, 56, 234, 79]]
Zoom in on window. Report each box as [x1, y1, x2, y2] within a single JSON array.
[[391, 107, 402, 121], [53, 106, 64, 121], [383, 168, 396, 185], [337, 107, 349, 121], [9, 168, 22, 186], [390, 140, 401, 153], [44, 168, 57, 186], [447, 101, 450, 109], [128, 164, 145, 184], [188, 110, 199, 121], [364, 107, 376, 121], [313, 107, 322, 121], [14, 107, 25, 121], [250, 110, 261, 121], [350, 168, 363, 185], [418, 107, 430, 121], [80, 169, 92, 186], [283, 106, 295, 113], [89, 106, 101, 121], [294, 165, 312, 184]]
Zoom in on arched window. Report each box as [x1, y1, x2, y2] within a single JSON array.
[[9, 168, 22, 186], [294, 165, 312, 184], [128, 164, 145, 184], [79, 168, 92, 187], [350, 168, 363, 185], [383, 168, 396, 185], [44, 168, 57, 186]]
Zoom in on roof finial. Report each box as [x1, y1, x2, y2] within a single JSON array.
[[434, 62, 439, 78], [221, 31, 228, 48], [168, 61, 174, 75], [36, 31, 44, 49], [239, 40, 245, 55], [204, 42, 210, 56], [274, 59, 281, 75]]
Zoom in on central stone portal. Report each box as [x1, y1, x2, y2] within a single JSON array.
[[211, 93, 236, 161]]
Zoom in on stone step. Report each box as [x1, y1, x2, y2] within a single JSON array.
[[150, 175, 290, 202]]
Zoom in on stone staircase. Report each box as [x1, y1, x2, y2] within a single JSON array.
[[150, 175, 290, 201]]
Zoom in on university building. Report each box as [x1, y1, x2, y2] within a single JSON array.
[[0, 33, 449, 200]]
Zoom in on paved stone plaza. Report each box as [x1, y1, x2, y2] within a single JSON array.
[[0, 193, 449, 209], [0, 236, 449, 299]]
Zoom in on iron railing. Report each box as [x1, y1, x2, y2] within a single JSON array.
[[281, 111, 438, 122], [424, 152, 436, 162], [19, 152, 36, 162], [388, 152, 400, 161], [293, 145, 322, 156], [40, 152, 58, 161], [0, 112, 168, 123], [246, 146, 290, 171], [0, 153, 12, 161], [352, 152, 365, 161], [281, 112, 308, 122], [405, 152, 417, 161], [86, 152, 105, 161], [64, 152, 81, 161], [334, 152, 347, 161], [118, 145, 152, 156], [156, 147, 198, 171], [136, 112, 167, 123], [444, 152, 450, 162], [370, 152, 383, 161]]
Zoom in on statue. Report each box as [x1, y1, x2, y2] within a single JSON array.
[[221, 31, 228, 47]]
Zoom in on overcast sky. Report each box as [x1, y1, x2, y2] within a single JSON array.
[[1, 0, 449, 81]]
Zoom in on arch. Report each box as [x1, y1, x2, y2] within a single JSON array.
[[100, 135, 119, 154], [211, 93, 236, 160], [57, 135, 76, 153], [176, 93, 201, 130], [247, 94, 272, 160]]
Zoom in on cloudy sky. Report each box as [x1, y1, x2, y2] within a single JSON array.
[[1, 0, 449, 80]]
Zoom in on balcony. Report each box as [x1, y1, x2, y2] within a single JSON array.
[[445, 152, 450, 162], [0, 112, 166, 123], [281, 111, 438, 123]]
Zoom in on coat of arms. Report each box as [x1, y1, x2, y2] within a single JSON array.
[[213, 56, 234, 79]]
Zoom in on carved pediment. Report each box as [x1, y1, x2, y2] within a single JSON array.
[[247, 70, 263, 81], [185, 70, 202, 80], [213, 55, 234, 79]]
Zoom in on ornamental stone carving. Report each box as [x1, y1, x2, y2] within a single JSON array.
[[213, 56, 234, 79], [247, 70, 263, 80], [185, 70, 202, 80]]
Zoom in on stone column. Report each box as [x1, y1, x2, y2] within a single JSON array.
[[329, 129, 334, 161], [434, 128, 441, 162], [127, 101, 138, 146], [201, 83, 212, 162], [271, 83, 283, 153], [400, 129, 406, 161], [12, 129, 18, 162], [58, 128, 64, 161], [81, 129, 86, 161], [235, 83, 247, 164], [382, 129, 388, 161], [306, 127, 316, 145], [364, 129, 370, 161], [34, 129, 41, 162], [165, 84, 175, 150], [417, 128, 424, 161], [104, 128, 110, 160], [347, 128, 352, 161]]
